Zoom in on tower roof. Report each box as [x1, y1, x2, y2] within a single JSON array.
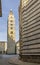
[[9, 9, 13, 15], [8, 9, 15, 21]]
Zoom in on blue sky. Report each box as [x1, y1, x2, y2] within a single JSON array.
[[0, 0, 20, 42]]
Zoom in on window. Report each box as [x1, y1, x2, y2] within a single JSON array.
[[10, 31, 13, 34], [10, 27, 13, 29], [10, 20, 13, 22], [10, 24, 13, 26]]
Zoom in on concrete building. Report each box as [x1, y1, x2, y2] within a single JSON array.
[[0, 42, 7, 54], [19, 0, 40, 61], [0, 0, 2, 16], [16, 41, 20, 54], [7, 9, 16, 54]]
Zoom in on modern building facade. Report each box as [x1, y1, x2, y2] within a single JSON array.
[[7, 9, 16, 54], [0, 0, 2, 16], [19, 0, 40, 61], [0, 42, 7, 54]]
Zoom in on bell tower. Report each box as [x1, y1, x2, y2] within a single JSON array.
[[7, 9, 15, 54]]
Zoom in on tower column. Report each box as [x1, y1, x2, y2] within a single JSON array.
[[7, 9, 15, 54]]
